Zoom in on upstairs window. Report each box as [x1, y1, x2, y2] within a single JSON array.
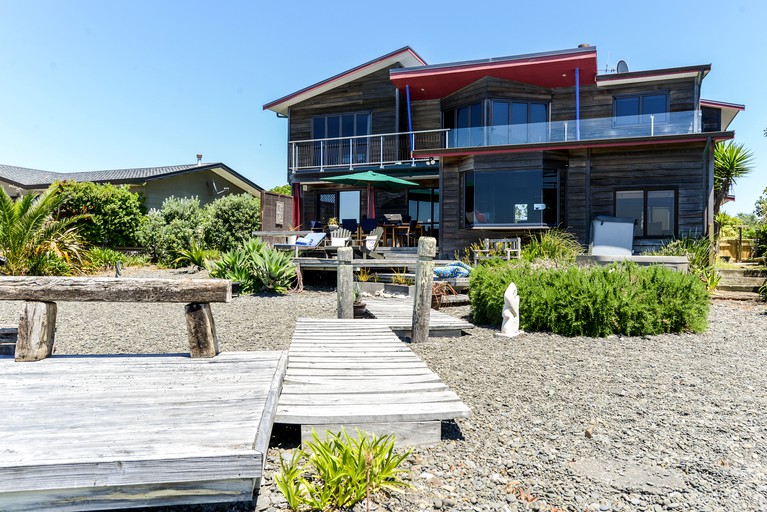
[[311, 112, 371, 167], [490, 100, 548, 145], [614, 93, 668, 126], [443, 102, 483, 147]]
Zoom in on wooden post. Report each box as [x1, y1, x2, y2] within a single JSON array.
[[15, 301, 57, 362], [337, 247, 353, 319], [411, 237, 436, 343], [185, 302, 219, 358]]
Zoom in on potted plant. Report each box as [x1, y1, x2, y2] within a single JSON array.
[[327, 217, 339, 232], [353, 283, 367, 318]]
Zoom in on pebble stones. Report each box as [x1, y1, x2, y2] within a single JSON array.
[[4, 269, 764, 512]]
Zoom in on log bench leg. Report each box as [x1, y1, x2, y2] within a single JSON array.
[[16, 301, 57, 362], [185, 302, 219, 358]]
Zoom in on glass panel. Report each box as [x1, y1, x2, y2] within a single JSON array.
[[312, 117, 325, 139], [491, 101, 509, 145], [616, 190, 644, 237], [457, 107, 470, 147], [464, 173, 475, 225], [643, 94, 668, 123], [647, 190, 674, 236], [473, 170, 544, 225], [326, 116, 340, 138], [470, 103, 483, 146], [341, 115, 355, 137], [511, 102, 528, 143], [542, 169, 558, 226], [355, 113, 370, 135], [338, 190, 361, 223], [318, 193, 337, 225], [615, 97, 640, 126], [530, 103, 548, 143]]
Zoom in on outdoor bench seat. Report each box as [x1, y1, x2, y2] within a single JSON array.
[[0, 276, 231, 362]]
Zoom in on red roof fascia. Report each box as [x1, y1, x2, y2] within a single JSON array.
[[390, 51, 598, 101], [263, 47, 426, 112]]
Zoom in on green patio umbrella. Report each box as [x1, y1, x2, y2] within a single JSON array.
[[321, 170, 418, 218]]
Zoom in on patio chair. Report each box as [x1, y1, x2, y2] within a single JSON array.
[[309, 220, 323, 232], [355, 226, 384, 259], [360, 218, 378, 234], [323, 228, 353, 257], [274, 232, 327, 257], [472, 237, 521, 265], [393, 219, 420, 247]]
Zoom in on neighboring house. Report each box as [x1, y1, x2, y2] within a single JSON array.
[[0, 161, 263, 210], [264, 45, 743, 257]]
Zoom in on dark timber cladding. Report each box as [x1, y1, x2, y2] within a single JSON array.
[[289, 67, 400, 141]]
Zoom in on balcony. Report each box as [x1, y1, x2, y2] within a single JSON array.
[[289, 129, 448, 172], [290, 111, 706, 171]]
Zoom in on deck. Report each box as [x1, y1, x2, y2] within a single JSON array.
[[0, 351, 287, 512], [276, 319, 471, 446], [365, 297, 474, 337]]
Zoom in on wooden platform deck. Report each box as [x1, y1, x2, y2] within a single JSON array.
[[0, 351, 287, 512], [364, 297, 474, 337], [276, 319, 471, 446]]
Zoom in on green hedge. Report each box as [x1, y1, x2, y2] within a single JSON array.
[[470, 261, 709, 336]]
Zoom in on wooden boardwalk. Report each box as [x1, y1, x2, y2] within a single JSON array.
[[364, 297, 474, 337], [276, 319, 471, 446], [0, 351, 287, 511]]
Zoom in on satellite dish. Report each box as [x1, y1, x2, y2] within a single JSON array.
[[616, 60, 629, 73]]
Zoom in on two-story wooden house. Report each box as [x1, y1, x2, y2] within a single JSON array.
[[263, 45, 741, 257]]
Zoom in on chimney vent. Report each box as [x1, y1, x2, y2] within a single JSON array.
[[196, 154, 203, 165], [578, 43, 590, 48]]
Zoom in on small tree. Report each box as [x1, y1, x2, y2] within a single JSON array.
[[136, 196, 205, 266], [269, 184, 292, 196], [714, 141, 755, 216], [0, 186, 86, 275]]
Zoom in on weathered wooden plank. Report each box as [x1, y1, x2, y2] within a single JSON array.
[[14, 301, 56, 362], [301, 421, 440, 448], [0, 277, 231, 303], [277, 402, 471, 424], [185, 302, 219, 357], [279, 391, 464, 406], [0, 478, 255, 512]]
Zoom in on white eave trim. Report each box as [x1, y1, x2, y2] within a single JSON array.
[[596, 70, 700, 87]]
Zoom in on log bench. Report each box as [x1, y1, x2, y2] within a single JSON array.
[[0, 276, 232, 362]]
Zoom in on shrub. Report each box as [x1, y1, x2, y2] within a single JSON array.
[[84, 247, 150, 271], [209, 238, 295, 294], [521, 229, 583, 264], [470, 261, 709, 336], [647, 235, 712, 275], [203, 193, 261, 252], [54, 180, 146, 247], [136, 196, 206, 266], [275, 428, 410, 512]]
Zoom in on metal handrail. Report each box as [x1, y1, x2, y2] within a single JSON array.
[[289, 128, 450, 144]]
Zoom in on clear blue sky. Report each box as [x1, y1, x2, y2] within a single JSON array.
[[1, 0, 764, 215]]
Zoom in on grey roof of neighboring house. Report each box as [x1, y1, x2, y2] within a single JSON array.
[[0, 163, 263, 191]]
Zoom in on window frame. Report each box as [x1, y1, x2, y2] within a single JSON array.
[[462, 168, 559, 229], [612, 92, 670, 128], [614, 187, 677, 238]]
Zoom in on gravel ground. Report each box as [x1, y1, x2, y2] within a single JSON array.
[[4, 268, 766, 512]]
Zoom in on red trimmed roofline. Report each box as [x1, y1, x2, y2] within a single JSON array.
[[596, 64, 710, 82], [391, 50, 595, 81], [700, 99, 745, 111], [263, 47, 425, 112]]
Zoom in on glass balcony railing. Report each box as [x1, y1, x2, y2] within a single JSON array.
[[289, 111, 705, 171], [289, 129, 448, 172], [448, 110, 703, 148]]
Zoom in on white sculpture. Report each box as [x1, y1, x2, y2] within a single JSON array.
[[496, 282, 522, 338]]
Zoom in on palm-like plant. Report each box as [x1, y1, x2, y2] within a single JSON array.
[[0, 187, 86, 275], [714, 141, 755, 216]]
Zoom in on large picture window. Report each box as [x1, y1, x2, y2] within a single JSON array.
[[614, 93, 668, 126], [443, 102, 483, 147], [490, 100, 548, 145], [464, 169, 558, 227], [615, 189, 675, 237]]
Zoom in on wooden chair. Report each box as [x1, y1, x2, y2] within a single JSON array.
[[393, 219, 419, 247], [355, 226, 384, 259], [323, 228, 353, 257], [472, 237, 522, 265]]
